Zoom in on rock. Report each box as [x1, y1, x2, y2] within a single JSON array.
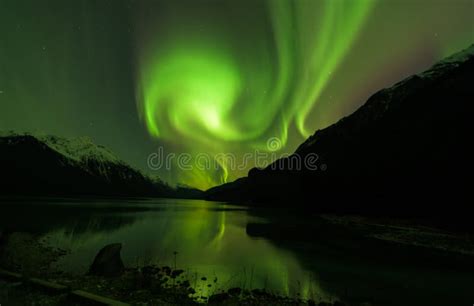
[[227, 287, 242, 296], [208, 292, 230, 304], [89, 243, 124, 277], [251, 289, 266, 296], [171, 269, 184, 278]]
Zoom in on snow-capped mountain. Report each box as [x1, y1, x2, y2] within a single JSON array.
[[39, 135, 127, 180], [0, 132, 173, 197]]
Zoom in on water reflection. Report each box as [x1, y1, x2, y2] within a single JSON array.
[[2, 198, 474, 305], [0, 199, 331, 300]]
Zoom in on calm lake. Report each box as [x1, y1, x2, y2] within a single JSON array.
[[1, 197, 473, 305]]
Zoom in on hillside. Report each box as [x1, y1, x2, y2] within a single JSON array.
[[206, 44, 473, 215], [0, 132, 173, 197]]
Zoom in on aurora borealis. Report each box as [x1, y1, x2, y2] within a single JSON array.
[[136, 0, 373, 142], [1, 0, 473, 189]]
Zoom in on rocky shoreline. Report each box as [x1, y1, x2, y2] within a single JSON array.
[[0, 232, 343, 305]]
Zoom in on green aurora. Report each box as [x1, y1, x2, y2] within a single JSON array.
[[135, 0, 374, 188], [1, 0, 473, 189], [137, 0, 373, 141]]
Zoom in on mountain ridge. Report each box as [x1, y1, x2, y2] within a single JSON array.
[[0, 132, 201, 198], [205, 43, 473, 216]]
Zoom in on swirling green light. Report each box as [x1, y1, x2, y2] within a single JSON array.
[[139, 39, 242, 142], [136, 0, 374, 188]]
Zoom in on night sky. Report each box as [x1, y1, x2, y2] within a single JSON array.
[[1, 0, 473, 189]]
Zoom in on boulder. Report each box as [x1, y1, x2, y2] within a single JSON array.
[[88, 243, 124, 277]]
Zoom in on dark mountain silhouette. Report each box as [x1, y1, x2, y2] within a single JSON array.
[[0, 132, 202, 198], [206, 44, 473, 216]]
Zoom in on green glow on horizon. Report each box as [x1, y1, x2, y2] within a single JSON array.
[[136, 0, 374, 188]]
